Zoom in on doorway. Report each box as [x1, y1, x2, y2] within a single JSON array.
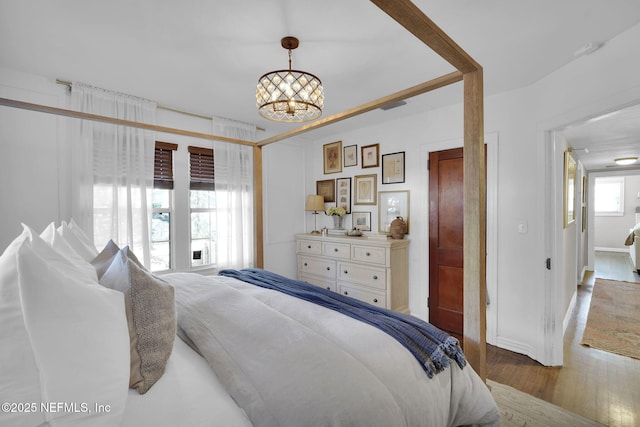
[[422, 133, 498, 345]]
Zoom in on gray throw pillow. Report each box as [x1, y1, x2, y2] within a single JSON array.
[[99, 249, 176, 394]]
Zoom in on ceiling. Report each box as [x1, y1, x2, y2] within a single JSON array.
[[1, 1, 640, 170]]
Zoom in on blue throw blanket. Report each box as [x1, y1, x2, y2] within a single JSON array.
[[219, 268, 466, 378]]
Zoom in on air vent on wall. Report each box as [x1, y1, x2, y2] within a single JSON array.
[[380, 100, 407, 111]]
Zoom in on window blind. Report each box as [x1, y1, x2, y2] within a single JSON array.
[[188, 146, 215, 190], [154, 141, 178, 189]]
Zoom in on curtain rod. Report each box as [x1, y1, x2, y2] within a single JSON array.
[[55, 79, 265, 132]]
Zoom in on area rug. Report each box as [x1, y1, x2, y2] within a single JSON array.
[[488, 380, 605, 427], [581, 278, 640, 360]]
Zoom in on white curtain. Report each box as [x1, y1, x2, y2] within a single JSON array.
[[70, 82, 156, 266], [212, 118, 256, 270]]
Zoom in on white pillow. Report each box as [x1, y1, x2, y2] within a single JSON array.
[[0, 229, 44, 427], [22, 224, 98, 283], [58, 220, 98, 262], [17, 238, 130, 426], [68, 218, 99, 253], [39, 222, 98, 283]]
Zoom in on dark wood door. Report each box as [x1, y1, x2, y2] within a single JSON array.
[[429, 148, 464, 339]]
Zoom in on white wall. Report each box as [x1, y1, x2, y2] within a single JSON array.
[[2, 21, 640, 366], [593, 174, 640, 250], [266, 22, 640, 365]]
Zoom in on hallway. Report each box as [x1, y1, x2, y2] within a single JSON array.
[[487, 250, 640, 427]]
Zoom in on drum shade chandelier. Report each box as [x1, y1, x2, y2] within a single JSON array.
[[256, 36, 324, 122]]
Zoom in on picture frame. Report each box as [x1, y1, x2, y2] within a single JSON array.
[[335, 177, 352, 213], [382, 151, 405, 184], [354, 174, 377, 205], [323, 141, 342, 174], [563, 151, 576, 228], [378, 190, 410, 235], [316, 179, 335, 203], [352, 211, 371, 231], [361, 143, 380, 168], [344, 144, 358, 167]]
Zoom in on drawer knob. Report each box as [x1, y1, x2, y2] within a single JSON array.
[[304, 263, 308, 267], [373, 298, 378, 303], [343, 270, 348, 274], [326, 267, 331, 271], [373, 275, 378, 280], [326, 286, 331, 290], [344, 291, 349, 296], [334, 248, 339, 252], [307, 245, 311, 249], [366, 252, 371, 256]]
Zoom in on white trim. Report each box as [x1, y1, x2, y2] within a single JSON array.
[[562, 290, 577, 335], [594, 246, 630, 253], [495, 336, 536, 359]]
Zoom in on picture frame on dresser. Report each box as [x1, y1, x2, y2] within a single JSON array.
[[378, 190, 409, 235], [354, 174, 377, 205], [352, 211, 371, 231]]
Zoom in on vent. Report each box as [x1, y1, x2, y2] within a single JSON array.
[[379, 100, 407, 111]]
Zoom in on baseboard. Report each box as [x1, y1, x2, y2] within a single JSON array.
[[495, 336, 537, 361], [563, 291, 577, 335], [594, 246, 630, 253]]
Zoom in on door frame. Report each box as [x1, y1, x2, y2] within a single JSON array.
[[420, 131, 499, 344]]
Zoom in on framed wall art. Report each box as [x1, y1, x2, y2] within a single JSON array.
[[378, 190, 410, 234], [336, 177, 352, 213], [316, 179, 335, 203], [352, 211, 371, 231], [382, 151, 405, 184], [323, 141, 342, 174], [563, 150, 576, 228], [344, 144, 358, 167], [361, 143, 380, 168], [354, 174, 377, 205]]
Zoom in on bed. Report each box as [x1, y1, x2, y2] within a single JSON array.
[[0, 222, 500, 426]]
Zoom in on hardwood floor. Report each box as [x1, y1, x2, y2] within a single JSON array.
[[487, 250, 640, 427]]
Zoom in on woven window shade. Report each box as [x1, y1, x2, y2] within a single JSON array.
[[154, 141, 178, 189], [188, 146, 215, 190]]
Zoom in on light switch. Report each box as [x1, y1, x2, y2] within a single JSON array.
[[517, 220, 528, 234]]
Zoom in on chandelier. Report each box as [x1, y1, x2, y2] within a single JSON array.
[[256, 36, 324, 122]]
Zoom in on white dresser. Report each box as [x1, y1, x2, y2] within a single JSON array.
[[295, 233, 410, 313]]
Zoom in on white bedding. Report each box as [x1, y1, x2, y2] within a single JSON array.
[[122, 336, 252, 427], [167, 272, 501, 427]]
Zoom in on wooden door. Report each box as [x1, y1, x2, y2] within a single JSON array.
[[429, 148, 464, 339]]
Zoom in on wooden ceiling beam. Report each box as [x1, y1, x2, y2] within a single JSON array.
[[0, 97, 256, 147], [370, 0, 481, 73], [257, 70, 463, 147]]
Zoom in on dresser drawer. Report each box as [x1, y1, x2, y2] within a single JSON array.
[[339, 284, 386, 308], [322, 241, 351, 259], [337, 262, 386, 291], [298, 256, 336, 278], [298, 239, 322, 255], [351, 244, 388, 265], [298, 273, 336, 292]]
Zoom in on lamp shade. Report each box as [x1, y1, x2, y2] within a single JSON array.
[[305, 195, 325, 212]]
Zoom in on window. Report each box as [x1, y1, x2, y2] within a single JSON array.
[[151, 141, 178, 271], [594, 176, 624, 216], [188, 146, 216, 268]]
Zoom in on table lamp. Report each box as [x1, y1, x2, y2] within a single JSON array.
[[305, 194, 325, 234]]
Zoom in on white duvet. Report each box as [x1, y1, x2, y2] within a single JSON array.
[[167, 272, 500, 427]]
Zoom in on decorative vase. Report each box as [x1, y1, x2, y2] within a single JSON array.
[[333, 215, 345, 230], [389, 216, 406, 239]]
